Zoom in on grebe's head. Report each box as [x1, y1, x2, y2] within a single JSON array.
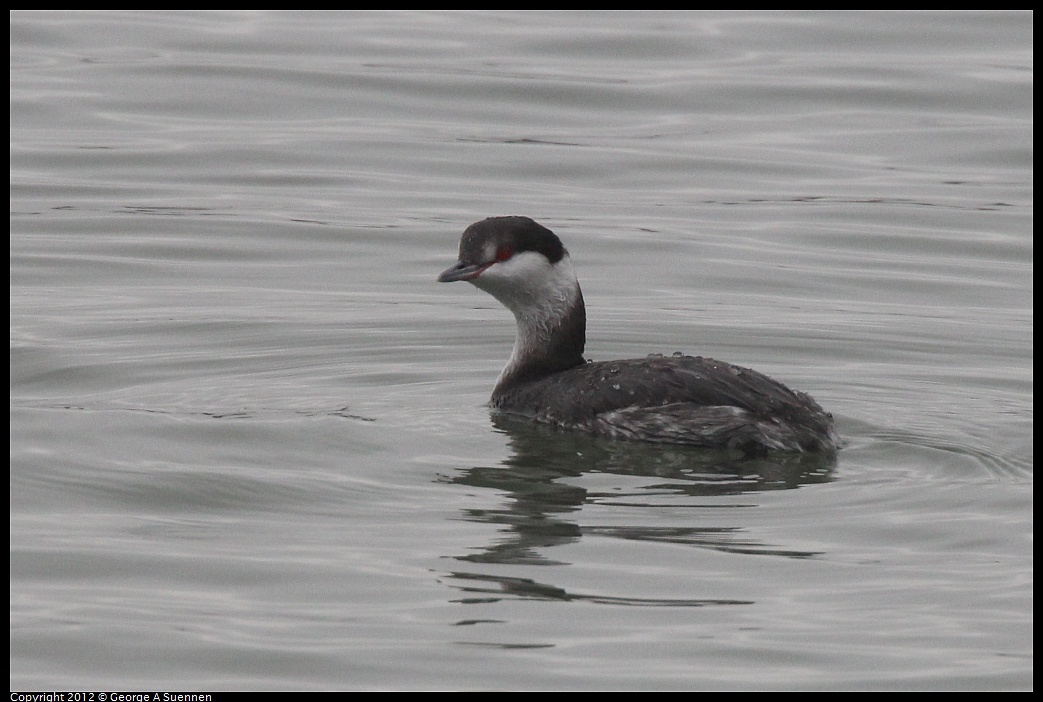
[[438, 216, 581, 322]]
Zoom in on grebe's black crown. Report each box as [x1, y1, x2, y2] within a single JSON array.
[[458, 216, 567, 265]]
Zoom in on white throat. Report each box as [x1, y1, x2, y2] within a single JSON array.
[[469, 250, 583, 386]]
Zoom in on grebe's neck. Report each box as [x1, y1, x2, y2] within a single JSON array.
[[470, 251, 587, 394]]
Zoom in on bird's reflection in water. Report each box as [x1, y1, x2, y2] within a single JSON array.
[[442, 413, 836, 580]]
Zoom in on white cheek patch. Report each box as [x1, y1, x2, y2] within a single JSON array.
[[473, 251, 579, 325], [473, 251, 551, 303], [491, 250, 546, 278]]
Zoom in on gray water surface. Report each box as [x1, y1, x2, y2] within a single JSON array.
[[10, 10, 1032, 690]]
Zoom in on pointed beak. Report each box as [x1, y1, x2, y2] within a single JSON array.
[[438, 260, 487, 283]]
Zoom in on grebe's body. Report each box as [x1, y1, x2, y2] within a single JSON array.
[[439, 216, 838, 453]]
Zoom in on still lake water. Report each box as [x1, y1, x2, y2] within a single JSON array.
[[9, 10, 1032, 691]]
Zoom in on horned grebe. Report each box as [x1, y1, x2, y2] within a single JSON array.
[[438, 216, 838, 454]]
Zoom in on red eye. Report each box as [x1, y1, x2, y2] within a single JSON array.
[[495, 246, 513, 262]]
